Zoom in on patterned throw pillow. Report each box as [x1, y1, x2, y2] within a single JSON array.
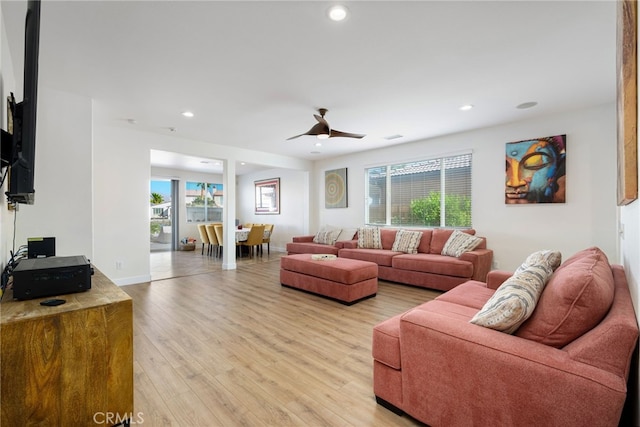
[[313, 228, 341, 245], [357, 227, 382, 249], [391, 230, 423, 254], [441, 230, 483, 257], [469, 250, 562, 334]]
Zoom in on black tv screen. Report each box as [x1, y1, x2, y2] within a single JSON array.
[[6, 0, 40, 205]]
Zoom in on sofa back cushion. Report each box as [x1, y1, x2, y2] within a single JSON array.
[[516, 247, 615, 348], [378, 228, 398, 250], [430, 229, 476, 254], [416, 229, 433, 254]]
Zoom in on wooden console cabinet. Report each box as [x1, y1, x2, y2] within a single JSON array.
[[1, 269, 133, 425]]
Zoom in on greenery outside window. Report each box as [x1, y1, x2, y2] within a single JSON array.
[[365, 153, 472, 227]]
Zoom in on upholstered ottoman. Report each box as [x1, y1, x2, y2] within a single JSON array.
[[280, 254, 378, 305]]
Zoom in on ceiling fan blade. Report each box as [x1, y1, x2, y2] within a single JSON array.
[[329, 129, 366, 139], [287, 122, 330, 140]]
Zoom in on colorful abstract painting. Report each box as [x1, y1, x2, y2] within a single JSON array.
[[325, 168, 348, 208], [505, 135, 566, 204]]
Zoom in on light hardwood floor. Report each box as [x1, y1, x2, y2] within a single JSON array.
[[123, 250, 440, 426]]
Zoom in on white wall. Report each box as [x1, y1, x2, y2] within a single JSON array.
[[93, 123, 151, 285], [313, 103, 618, 271], [237, 168, 310, 252], [4, 88, 93, 260]]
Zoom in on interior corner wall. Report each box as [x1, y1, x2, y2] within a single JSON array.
[[93, 123, 151, 285], [313, 103, 617, 272], [10, 88, 93, 259], [236, 168, 309, 252]]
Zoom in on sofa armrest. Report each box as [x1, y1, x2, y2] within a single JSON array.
[[399, 306, 627, 426], [339, 239, 358, 249], [486, 269, 513, 289], [292, 235, 315, 243], [458, 248, 493, 282]]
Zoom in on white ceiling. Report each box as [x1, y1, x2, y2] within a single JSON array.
[[2, 1, 616, 175]]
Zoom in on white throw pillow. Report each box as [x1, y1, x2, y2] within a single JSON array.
[[313, 228, 342, 245], [357, 227, 382, 249], [391, 230, 423, 254], [469, 250, 562, 334], [336, 227, 358, 242], [441, 230, 483, 257]]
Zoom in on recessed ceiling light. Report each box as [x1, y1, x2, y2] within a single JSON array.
[[328, 5, 349, 21], [311, 151, 321, 154], [315, 142, 322, 147], [516, 101, 538, 109], [384, 134, 403, 140], [181, 111, 194, 118], [240, 162, 246, 165], [459, 104, 474, 111]]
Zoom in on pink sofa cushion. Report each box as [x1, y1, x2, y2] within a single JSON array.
[[416, 229, 433, 254], [436, 280, 493, 309], [429, 228, 476, 254], [286, 242, 339, 255], [380, 228, 398, 250], [338, 248, 401, 267], [516, 247, 615, 348], [372, 314, 403, 369], [392, 253, 474, 278]]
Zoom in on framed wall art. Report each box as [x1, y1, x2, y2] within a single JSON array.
[[255, 178, 280, 214], [617, 0, 638, 206], [325, 168, 348, 208], [505, 135, 566, 204]]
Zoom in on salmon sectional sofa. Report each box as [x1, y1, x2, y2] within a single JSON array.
[[288, 227, 493, 292], [372, 247, 638, 426]]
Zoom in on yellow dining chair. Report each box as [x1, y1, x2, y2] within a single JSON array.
[[240, 225, 265, 258], [213, 224, 224, 256], [214, 224, 241, 257], [205, 223, 219, 257], [197, 224, 210, 255], [262, 224, 274, 254]]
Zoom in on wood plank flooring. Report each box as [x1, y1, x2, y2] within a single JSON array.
[[123, 250, 440, 426]]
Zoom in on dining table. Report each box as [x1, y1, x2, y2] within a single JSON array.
[[235, 227, 270, 243]]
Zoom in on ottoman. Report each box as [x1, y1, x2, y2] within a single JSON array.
[[280, 254, 378, 305]]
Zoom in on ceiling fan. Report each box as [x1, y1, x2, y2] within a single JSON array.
[[287, 108, 365, 140]]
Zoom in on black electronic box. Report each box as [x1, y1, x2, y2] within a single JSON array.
[[12, 255, 92, 300]]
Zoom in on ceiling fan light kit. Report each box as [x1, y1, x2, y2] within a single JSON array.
[[287, 108, 365, 141]]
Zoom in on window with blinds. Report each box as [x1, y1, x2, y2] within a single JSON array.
[[365, 153, 472, 227]]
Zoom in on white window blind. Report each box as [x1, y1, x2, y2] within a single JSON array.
[[365, 153, 472, 227]]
